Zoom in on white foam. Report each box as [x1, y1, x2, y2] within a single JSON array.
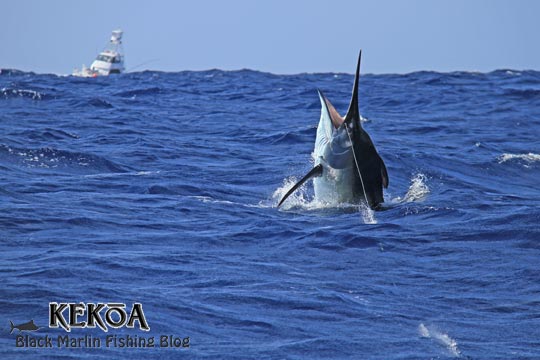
[[189, 196, 234, 205], [418, 323, 461, 357], [498, 153, 540, 164], [392, 173, 430, 203], [83, 170, 160, 179], [360, 203, 377, 224], [418, 323, 430, 337], [273, 176, 312, 210], [1, 87, 43, 100], [136, 171, 160, 176], [273, 177, 377, 224]]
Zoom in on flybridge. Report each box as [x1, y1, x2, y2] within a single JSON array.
[[49, 302, 149, 332]]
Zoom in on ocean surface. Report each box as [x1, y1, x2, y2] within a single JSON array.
[[0, 67, 539, 359]]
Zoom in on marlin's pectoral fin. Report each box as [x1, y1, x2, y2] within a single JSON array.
[[278, 164, 323, 207]]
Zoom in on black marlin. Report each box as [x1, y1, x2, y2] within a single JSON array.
[[278, 51, 388, 209], [9, 319, 39, 334]]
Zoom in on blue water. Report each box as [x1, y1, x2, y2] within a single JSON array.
[[1, 68, 539, 359]]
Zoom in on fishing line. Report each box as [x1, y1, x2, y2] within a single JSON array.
[[126, 59, 160, 72], [345, 123, 369, 205]]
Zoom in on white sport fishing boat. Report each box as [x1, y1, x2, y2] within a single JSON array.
[[73, 30, 125, 77]]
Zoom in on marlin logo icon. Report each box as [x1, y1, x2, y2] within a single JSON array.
[[9, 320, 40, 334]]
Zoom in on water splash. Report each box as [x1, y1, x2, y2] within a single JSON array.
[[418, 323, 461, 357], [273, 176, 311, 210], [392, 173, 430, 203], [273, 177, 377, 224], [359, 203, 377, 224]]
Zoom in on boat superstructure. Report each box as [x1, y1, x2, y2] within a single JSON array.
[[73, 30, 125, 77]]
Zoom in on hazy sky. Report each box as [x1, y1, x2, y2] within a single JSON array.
[[1, 0, 538, 74]]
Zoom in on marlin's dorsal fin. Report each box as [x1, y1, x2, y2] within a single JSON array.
[[278, 165, 323, 207], [344, 50, 362, 126]]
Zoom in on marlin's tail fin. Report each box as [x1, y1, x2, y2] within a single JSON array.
[[9, 320, 14, 334]]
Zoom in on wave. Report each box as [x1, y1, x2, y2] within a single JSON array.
[[3, 67, 540, 80], [0, 68, 34, 76], [78, 98, 114, 108], [258, 127, 315, 144], [114, 87, 163, 98], [502, 88, 540, 100], [14, 128, 80, 141], [0, 144, 126, 174], [498, 152, 540, 164]]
